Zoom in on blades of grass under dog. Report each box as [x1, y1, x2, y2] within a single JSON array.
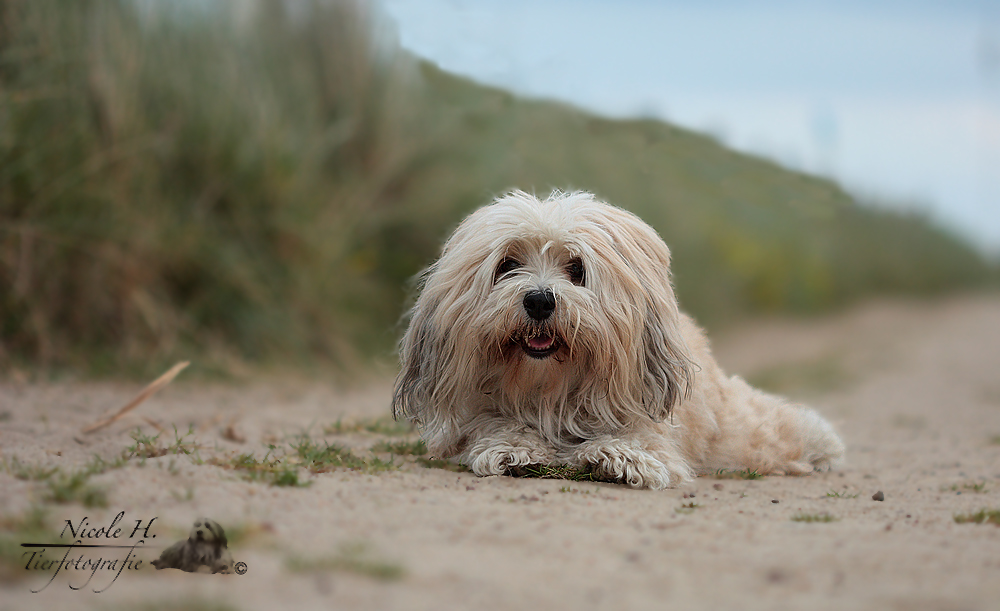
[[81, 361, 190, 434]]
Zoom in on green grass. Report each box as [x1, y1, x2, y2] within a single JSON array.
[[291, 437, 398, 474], [953, 509, 1000, 525], [713, 468, 765, 480], [371, 439, 427, 456], [826, 490, 860, 498], [791, 513, 838, 523], [325, 418, 415, 437], [415, 457, 470, 472], [4, 454, 122, 508], [512, 464, 596, 481], [211, 448, 309, 488], [123, 426, 198, 461], [3, 457, 58, 482], [44, 470, 108, 508], [0, 508, 52, 581], [285, 542, 404, 581], [675, 502, 701, 514], [10, 425, 203, 505], [1, 0, 995, 376]]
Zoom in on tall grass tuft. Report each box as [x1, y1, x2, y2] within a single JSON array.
[[0, 0, 423, 373], [1, 0, 995, 376]]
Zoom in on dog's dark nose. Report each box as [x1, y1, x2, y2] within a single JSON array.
[[523, 290, 556, 321]]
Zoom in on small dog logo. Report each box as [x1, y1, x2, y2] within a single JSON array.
[[151, 518, 235, 574]]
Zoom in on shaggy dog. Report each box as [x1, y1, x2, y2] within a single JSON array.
[[393, 191, 844, 489], [151, 518, 234, 574]]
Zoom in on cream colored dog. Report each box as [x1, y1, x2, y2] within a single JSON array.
[[393, 191, 844, 489], [151, 518, 234, 574]]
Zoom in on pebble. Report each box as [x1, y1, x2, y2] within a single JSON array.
[[872, 491, 885, 501], [771, 499, 779, 504]]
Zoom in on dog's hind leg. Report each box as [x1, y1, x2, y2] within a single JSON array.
[[696, 375, 845, 475]]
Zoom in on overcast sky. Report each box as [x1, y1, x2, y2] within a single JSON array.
[[381, 0, 1000, 255]]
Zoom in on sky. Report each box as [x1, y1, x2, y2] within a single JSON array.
[[381, 0, 1000, 255]]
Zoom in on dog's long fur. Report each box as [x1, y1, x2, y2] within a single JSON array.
[[393, 191, 844, 489]]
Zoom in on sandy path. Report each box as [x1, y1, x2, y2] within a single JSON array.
[[2, 294, 999, 610]]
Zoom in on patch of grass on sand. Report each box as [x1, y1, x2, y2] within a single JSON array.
[[213, 435, 412, 484], [714, 468, 765, 480], [292, 438, 397, 474], [123, 426, 199, 461], [989, 435, 1000, 446], [22, 457, 115, 508], [953, 509, 1000, 526], [371, 439, 427, 456], [791, 513, 838, 523], [826, 490, 860, 498], [675, 502, 700, 514], [511, 464, 596, 481], [324, 418, 414, 437], [3, 452, 132, 508], [0, 508, 52, 581], [415, 457, 470, 472], [44, 469, 109, 508], [213, 448, 309, 488], [285, 542, 404, 581], [3, 457, 58, 482]]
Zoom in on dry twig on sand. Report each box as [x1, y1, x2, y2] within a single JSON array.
[[81, 362, 189, 434]]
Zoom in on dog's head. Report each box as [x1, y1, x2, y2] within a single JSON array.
[[393, 191, 694, 443], [188, 518, 228, 549]]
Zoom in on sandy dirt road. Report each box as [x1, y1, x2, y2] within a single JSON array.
[[2, 294, 999, 610]]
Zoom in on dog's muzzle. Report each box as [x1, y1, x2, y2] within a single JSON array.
[[523, 290, 555, 321], [518, 290, 559, 358]]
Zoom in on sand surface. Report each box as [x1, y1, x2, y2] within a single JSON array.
[[2, 294, 1000, 610]]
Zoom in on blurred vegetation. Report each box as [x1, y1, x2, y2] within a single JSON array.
[[1, 0, 995, 377]]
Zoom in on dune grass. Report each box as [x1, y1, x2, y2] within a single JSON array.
[[1, 0, 995, 376]]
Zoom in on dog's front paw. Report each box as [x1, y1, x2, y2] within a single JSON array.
[[469, 444, 553, 477], [574, 439, 674, 490]]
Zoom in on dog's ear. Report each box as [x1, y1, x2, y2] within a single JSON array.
[[392, 296, 441, 425], [208, 520, 228, 548], [393, 293, 470, 457], [639, 292, 695, 421], [594, 204, 695, 421]]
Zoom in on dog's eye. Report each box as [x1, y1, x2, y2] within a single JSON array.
[[495, 257, 522, 281], [567, 258, 585, 286]]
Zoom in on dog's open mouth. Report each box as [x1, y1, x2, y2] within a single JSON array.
[[519, 332, 560, 359]]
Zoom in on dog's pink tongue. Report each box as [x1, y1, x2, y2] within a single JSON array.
[[527, 335, 555, 350]]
